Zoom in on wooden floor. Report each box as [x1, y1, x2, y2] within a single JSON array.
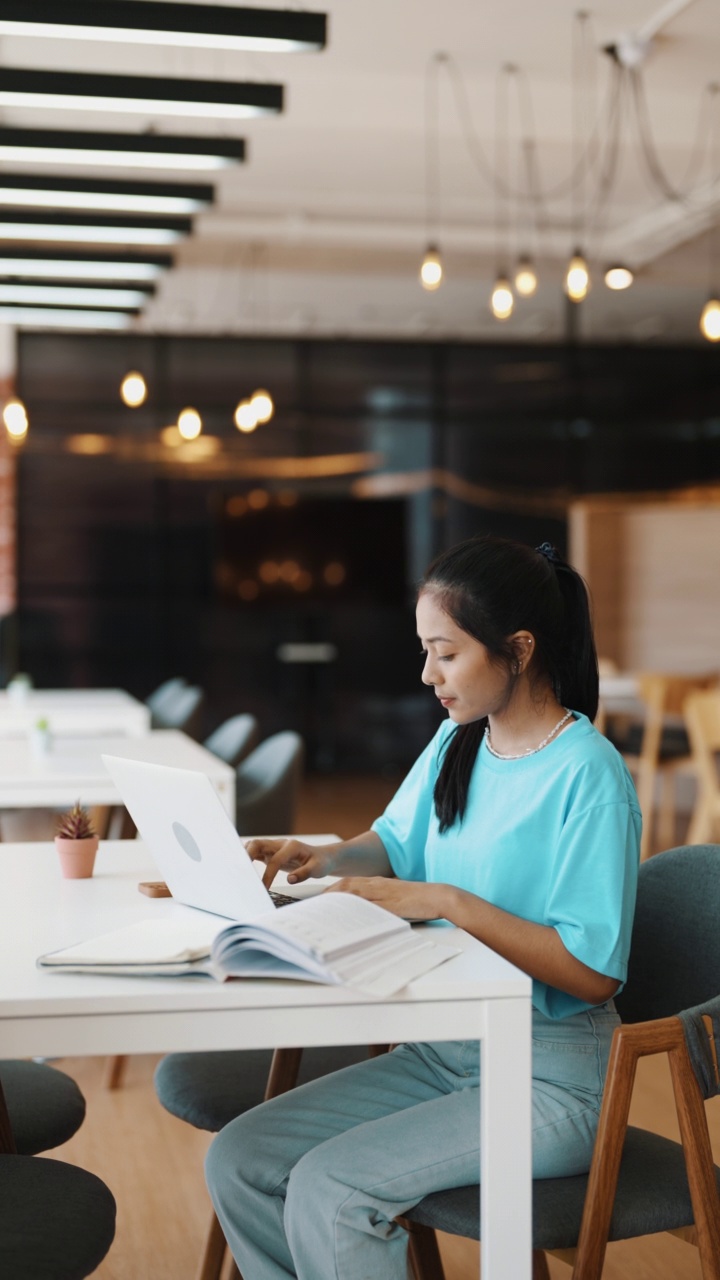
[[42, 774, 719, 1279]]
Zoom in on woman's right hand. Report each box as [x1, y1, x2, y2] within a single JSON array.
[[245, 837, 338, 889]]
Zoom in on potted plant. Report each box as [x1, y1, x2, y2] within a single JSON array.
[[29, 716, 52, 759], [55, 801, 99, 880]]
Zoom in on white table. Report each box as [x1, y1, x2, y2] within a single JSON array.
[[0, 688, 151, 738], [0, 840, 532, 1280], [0, 730, 235, 816]]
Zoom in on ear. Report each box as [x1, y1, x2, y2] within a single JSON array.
[[508, 631, 535, 675]]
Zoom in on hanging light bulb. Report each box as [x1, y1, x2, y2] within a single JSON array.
[[250, 388, 274, 423], [234, 399, 259, 433], [177, 407, 202, 439], [419, 244, 443, 291], [604, 265, 634, 291], [3, 396, 28, 439], [514, 257, 538, 297], [490, 274, 514, 320], [120, 370, 147, 407], [564, 249, 590, 301], [700, 297, 720, 342]]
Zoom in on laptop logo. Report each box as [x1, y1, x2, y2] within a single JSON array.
[[172, 821, 202, 862]]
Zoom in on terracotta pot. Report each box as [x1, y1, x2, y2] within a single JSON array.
[[55, 835, 99, 880]]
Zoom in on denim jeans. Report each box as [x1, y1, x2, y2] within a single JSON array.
[[205, 1001, 619, 1280]]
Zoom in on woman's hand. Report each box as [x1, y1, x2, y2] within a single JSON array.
[[324, 876, 448, 921], [246, 838, 337, 889]]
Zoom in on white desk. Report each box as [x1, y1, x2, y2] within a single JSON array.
[[0, 688, 150, 738], [0, 840, 532, 1280], [0, 730, 235, 816]]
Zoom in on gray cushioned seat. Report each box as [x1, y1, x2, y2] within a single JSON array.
[[0, 1061, 86, 1154], [155, 1044, 369, 1132], [408, 1126, 720, 1246], [0, 1155, 116, 1279]]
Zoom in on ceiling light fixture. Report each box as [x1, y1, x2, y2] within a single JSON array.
[[0, 2, 326, 53], [0, 127, 246, 172], [604, 264, 634, 290], [0, 68, 283, 120], [177, 407, 202, 439], [0, 212, 191, 245], [120, 371, 147, 407], [514, 256, 538, 297], [3, 396, 28, 438], [0, 250, 172, 281], [420, 245, 443, 291], [250, 388, 274, 424], [700, 297, 720, 342], [0, 306, 133, 328], [0, 174, 213, 216], [0, 282, 151, 308], [234, 399, 259, 433], [564, 249, 590, 302], [490, 274, 514, 321]]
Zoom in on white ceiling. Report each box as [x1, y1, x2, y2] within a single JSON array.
[[1, 0, 719, 341]]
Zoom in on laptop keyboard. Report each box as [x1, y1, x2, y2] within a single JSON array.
[[270, 890, 301, 908]]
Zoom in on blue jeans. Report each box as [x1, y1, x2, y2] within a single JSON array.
[[205, 1002, 619, 1280]]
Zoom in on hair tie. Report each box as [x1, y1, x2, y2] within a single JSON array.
[[536, 541, 561, 564]]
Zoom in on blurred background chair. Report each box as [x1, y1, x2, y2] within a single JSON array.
[[234, 730, 305, 836], [404, 842, 720, 1280], [145, 677, 187, 724], [1, 1060, 117, 1278], [684, 688, 720, 845], [621, 673, 717, 858], [203, 713, 260, 769], [147, 680, 205, 738], [154, 1044, 381, 1280]]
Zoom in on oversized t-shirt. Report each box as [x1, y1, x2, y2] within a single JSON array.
[[371, 711, 641, 1019]]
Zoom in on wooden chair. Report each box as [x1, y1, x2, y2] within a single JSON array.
[[684, 688, 720, 845], [623, 673, 717, 859], [404, 843, 720, 1280]]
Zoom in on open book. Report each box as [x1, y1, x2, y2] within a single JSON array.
[[37, 895, 460, 999]]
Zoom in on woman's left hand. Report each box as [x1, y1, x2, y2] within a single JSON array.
[[323, 876, 446, 920]]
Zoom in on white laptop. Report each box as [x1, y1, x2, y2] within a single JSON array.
[[101, 754, 334, 923]]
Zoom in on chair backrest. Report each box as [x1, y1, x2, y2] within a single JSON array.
[[145, 677, 187, 719], [634, 673, 716, 761], [235, 731, 305, 836], [203, 714, 260, 768], [615, 843, 720, 1026], [684, 688, 720, 791], [151, 684, 204, 737]]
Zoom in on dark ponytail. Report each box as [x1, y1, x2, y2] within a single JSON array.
[[422, 535, 599, 831]]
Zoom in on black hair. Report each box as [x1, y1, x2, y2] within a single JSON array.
[[421, 534, 599, 832]]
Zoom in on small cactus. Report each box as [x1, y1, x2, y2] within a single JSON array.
[[56, 801, 96, 841]]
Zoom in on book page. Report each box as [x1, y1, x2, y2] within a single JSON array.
[[218, 892, 409, 965]]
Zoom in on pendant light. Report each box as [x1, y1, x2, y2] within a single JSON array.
[[564, 249, 590, 302], [234, 400, 258, 433], [3, 396, 28, 439], [250, 389, 274, 423], [604, 264, 634, 291], [420, 244, 443, 291], [177, 407, 202, 439], [700, 298, 720, 342], [120, 371, 147, 407], [490, 274, 514, 320], [514, 256, 538, 297]]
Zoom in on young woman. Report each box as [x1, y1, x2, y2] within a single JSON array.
[[205, 534, 641, 1280]]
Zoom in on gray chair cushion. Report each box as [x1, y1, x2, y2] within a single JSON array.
[[155, 1044, 369, 1132], [0, 1155, 116, 1279], [0, 1061, 86, 1154], [407, 1127, 720, 1247]]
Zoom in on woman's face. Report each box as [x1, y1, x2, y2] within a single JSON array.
[[416, 589, 511, 724]]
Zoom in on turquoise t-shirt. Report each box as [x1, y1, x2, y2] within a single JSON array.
[[371, 712, 641, 1019]]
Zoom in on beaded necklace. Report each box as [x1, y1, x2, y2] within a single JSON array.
[[484, 708, 574, 760]]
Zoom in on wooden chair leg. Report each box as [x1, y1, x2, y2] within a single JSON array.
[[220, 1250, 242, 1280], [103, 1054, 127, 1090], [405, 1220, 446, 1280], [533, 1249, 552, 1279], [196, 1210, 230, 1280]]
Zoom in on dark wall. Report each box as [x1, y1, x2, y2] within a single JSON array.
[[14, 333, 720, 770]]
